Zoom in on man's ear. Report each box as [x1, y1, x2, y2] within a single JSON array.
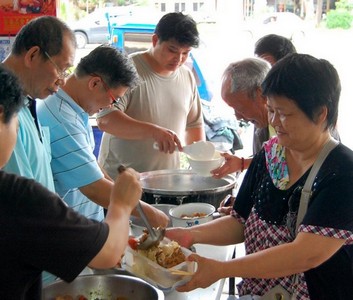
[[88, 75, 100, 91], [151, 34, 159, 47], [256, 87, 266, 102], [23, 46, 41, 67]]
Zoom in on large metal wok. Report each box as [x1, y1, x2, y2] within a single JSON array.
[[140, 169, 236, 207], [42, 274, 165, 300]]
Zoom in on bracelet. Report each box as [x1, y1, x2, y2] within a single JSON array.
[[240, 157, 245, 172]]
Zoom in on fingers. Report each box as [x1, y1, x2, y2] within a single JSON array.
[[154, 129, 181, 154]]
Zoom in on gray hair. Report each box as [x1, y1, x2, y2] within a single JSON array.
[[223, 58, 271, 99]]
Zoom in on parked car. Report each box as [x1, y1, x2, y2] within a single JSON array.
[[69, 6, 160, 49], [240, 12, 308, 43], [68, 7, 127, 49]]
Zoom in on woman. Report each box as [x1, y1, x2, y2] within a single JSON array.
[[0, 65, 142, 299], [166, 54, 353, 299]]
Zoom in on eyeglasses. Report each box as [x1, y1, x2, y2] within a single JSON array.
[[44, 51, 72, 79], [91, 73, 120, 105]]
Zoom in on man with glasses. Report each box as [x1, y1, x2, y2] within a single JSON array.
[[2, 16, 76, 191], [37, 45, 169, 283]]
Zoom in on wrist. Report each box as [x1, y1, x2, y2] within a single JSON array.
[[240, 157, 245, 172]]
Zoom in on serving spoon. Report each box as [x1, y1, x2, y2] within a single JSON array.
[[135, 202, 165, 250], [117, 165, 165, 250], [153, 140, 216, 160]]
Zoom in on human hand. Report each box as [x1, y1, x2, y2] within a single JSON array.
[[217, 195, 235, 216], [211, 153, 243, 179], [176, 254, 222, 292], [152, 126, 182, 153], [138, 201, 170, 228], [110, 166, 141, 212], [165, 227, 194, 248]]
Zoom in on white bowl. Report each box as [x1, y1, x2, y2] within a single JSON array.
[[187, 151, 224, 177], [169, 203, 215, 227]]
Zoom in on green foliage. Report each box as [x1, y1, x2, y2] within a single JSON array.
[[325, 0, 353, 29], [326, 9, 353, 29]]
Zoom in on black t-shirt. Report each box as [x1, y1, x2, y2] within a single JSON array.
[[0, 171, 109, 299], [234, 143, 353, 299]]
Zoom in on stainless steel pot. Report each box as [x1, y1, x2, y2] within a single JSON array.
[[140, 169, 236, 208], [42, 274, 164, 300]]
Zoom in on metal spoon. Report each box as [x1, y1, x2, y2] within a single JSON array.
[[135, 202, 165, 250], [117, 165, 165, 250]]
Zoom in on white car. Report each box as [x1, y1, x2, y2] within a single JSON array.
[[240, 12, 308, 43]]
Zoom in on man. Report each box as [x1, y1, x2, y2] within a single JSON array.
[[37, 45, 169, 285], [96, 12, 205, 178], [0, 65, 142, 299], [2, 16, 76, 192], [38, 44, 169, 230], [211, 58, 272, 179], [254, 34, 297, 66]]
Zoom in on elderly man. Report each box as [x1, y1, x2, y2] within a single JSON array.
[[2, 16, 76, 191], [212, 57, 272, 179]]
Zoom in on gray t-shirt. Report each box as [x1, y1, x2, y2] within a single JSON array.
[[97, 51, 203, 177]]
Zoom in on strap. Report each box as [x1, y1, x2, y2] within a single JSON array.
[[295, 138, 339, 232]]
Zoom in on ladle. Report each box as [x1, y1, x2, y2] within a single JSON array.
[[117, 165, 165, 250], [153, 141, 216, 160], [135, 202, 165, 250]]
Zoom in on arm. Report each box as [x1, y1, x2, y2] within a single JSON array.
[[80, 178, 169, 228], [79, 178, 113, 208], [177, 232, 345, 292], [166, 215, 245, 248], [131, 200, 170, 229], [88, 167, 141, 268], [211, 153, 252, 179], [185, 126, 206, 145], [97, 110, 182, 153]]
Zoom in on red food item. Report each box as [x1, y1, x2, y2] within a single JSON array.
[[128, 237, 139, 250]]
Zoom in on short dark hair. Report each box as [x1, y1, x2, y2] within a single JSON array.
[[254, 34, 297, 62], [12, 16, 76, 57], [0, 65, 24, 124], [154, 12, 199, 48], [75, 44, 139, 89], [262, 53, 340, 130]]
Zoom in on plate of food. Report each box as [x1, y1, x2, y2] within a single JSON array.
[[123, 235, 195, 292]]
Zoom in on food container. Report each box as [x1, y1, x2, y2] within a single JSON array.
[[130, 204, 176, 236], [140, 169, 236, 208], [42, 274, 164, 300], [123, 238, 195, 292], [169, 202, 215, 227], [187, 151, 225, 177]]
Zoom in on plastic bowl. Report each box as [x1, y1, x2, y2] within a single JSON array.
[[123, 237, 195, 292], [169, 203, 215, 227], [187, 151, 224, 177]]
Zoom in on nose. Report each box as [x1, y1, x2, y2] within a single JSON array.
[[269, 111, 279, 126]]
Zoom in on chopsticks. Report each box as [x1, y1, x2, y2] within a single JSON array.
[[168, 268, 194, 276]]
